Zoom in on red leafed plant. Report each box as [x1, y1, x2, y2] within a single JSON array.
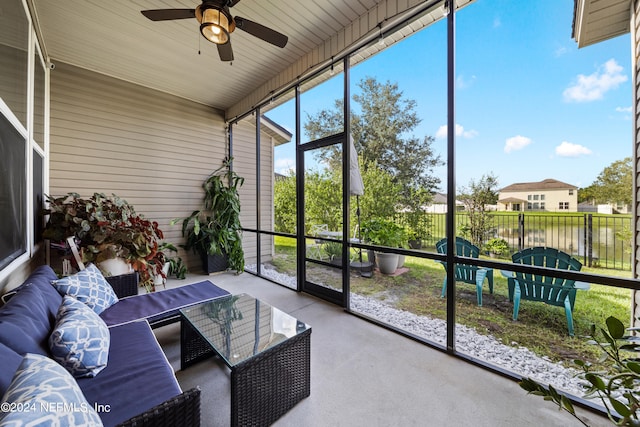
[[43, 192, 166, 291]]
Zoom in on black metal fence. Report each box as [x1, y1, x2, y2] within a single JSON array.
[[396, 212, 632, 271]]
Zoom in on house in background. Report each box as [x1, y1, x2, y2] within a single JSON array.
[[497, 178, 578, 212], [578, 201, 632, 214], [426, 193, 465, 213]]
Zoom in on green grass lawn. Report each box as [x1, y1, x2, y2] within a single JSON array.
[[270, 236, 631, 365]]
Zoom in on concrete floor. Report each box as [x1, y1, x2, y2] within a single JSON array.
[[154, 272, 611, 427]]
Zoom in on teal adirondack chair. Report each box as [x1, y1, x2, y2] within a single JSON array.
[[502, 247, 586, 336], [436, 237, 494, 306]]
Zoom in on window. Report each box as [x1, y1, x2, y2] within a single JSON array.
[[558, 202, 569, 210], [0, 0, 43, 275], [527, 202, 532, 210], [533, 202, 540, 209], [540, 202, 545, 210], [527, 195, 532, 200], [540, 195, 545, 200], [0, 0, 28, 128], [0, 112, 27, 270], [569, 189, 573, 195], [533, 194, 539, 200]]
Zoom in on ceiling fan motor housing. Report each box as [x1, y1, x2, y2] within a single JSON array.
[[196, 2, 236, 44]]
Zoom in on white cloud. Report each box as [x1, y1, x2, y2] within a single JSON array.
[[563, 59, 627, 102], [616, 106, 632, 113], [435, 124, 478, 139], [504, 135, 532, 153], [555, 141, 592, 157], [274, 158, 295, 174], [554, 46, 568, 57], [456, 74, 476, 89]]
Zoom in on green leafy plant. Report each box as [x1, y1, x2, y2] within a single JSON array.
[[484, 238, 510, 256], [323, 242, 342, 260], [43, 192, 165, 289], [361, 218, 407, 248], [158, 242, 187, 280], [520, 316, 640, 426], [172, 158, 245, 273]]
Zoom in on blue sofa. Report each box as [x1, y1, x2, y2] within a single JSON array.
[[0, 265, 229, 427]]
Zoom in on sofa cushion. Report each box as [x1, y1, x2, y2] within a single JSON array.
[[49, 296, 110, 378], [52, 264, 119, 315], [100, 280, 230, 327], [0, 266, 62, 356], [0, 343, 23, 397], [0, 353, 104, 426], [76, 320, 182, 427]]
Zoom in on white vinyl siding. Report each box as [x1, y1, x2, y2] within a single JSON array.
[[49, 63, 227, 272]]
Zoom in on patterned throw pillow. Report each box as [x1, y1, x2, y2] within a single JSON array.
[[49, 296, 110, 378], [0, 353, 104, 426], [52, 264, 119, 315]]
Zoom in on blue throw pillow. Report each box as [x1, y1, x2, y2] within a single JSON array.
[[0, 353, 104, 426], [52, 264, 119, 315], [49, 296, 110, 378]]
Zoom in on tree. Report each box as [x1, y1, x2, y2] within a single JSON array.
[[273, 161, 403, 236], [458, 174, 499, 247], [304, 161, 402, 233], [273, 172, 297, 234], [578, 157, 632, 207], [304, 76, 442, 213]]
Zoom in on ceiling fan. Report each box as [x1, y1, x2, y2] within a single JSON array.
[[141, 0, 288, 62]]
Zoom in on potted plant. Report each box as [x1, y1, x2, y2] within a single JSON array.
[[152, 242, 188, 288], [361, 218, 406, 274], [323, 241, 343, 265], [484, 237, 509, 258], [43, 192, 166, 290], [173, 158, 245, 274]]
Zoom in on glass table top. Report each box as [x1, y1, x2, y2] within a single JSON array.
[[180, 293, 310, 367]]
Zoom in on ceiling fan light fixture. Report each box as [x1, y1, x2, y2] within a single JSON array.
[[198, 5, 232, 44]]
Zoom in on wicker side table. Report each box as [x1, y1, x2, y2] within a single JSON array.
[[180, 294, 311, 427]]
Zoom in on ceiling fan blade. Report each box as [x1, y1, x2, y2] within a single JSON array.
[[141, 9, 196, 21], [234, 17, 288, 48], [228, 0, 242, 6], [217, 42, 234, 62]]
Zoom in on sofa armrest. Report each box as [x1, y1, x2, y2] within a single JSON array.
[[106, 273, 139, 298], [116, 387, 201, 427]]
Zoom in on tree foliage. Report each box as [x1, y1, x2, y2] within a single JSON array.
[[303, 76, 441, 211], [457, 174, 499, 247], [273, 172, 297, 234], [578, 157, 632, 207], [273, 162, 402, 235]]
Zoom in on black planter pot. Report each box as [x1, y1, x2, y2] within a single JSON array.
[[201, 252, 228, 274], [408, 239, 422, 249]]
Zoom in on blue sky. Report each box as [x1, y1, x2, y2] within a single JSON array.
[[267, 0, 632, 192]]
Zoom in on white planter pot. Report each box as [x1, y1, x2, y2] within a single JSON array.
[[153, 262, 171, 286], [375, 252, 399, 275], [397, 254, 405, 268], [98, 257, 132, 277]]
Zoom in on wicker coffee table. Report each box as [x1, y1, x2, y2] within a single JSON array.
[[180, 294, 311, 426]]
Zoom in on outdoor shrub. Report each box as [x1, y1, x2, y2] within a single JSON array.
[[520, 316, 640, 426]]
